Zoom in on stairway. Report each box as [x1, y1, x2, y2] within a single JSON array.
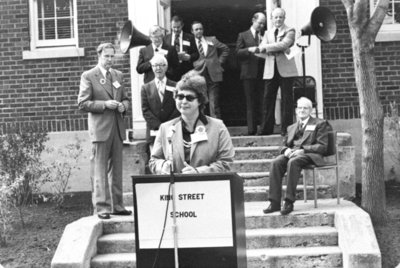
[[90, 134, 344, 268]]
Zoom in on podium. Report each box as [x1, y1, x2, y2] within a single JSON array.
[[131, 172, 246, 268]]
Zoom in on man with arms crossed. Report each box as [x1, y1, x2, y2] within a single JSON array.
[[78, 43, 131, 220], [263, 97, 332, 215]]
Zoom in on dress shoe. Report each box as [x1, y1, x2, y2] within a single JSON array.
[[263, 202, 281, 214], [280, 201, 294, 215], [97, 213, 110, 220], [111, 210, 132, 216]]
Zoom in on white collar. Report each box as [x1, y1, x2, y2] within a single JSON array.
[[300, 116, 310, 126], [98, 65, 111, 78]]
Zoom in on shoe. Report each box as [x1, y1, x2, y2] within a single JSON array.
[[111, 210, 132, 216], [280, 201, 294, 215], [97, 213, 110, 220], [263, 202, 281, 214]]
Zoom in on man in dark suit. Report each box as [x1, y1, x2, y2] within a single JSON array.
[[191, 21, 230, 119], [163, 15, 199, 81], [263, 97, 332, 215], [258, 8, 298, 136], [141, 54, 180, 146], [78, 43, 131, 220], [136, 25, 179, 84], [236, 12, 266, 135]]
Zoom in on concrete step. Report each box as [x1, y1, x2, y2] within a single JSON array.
[[234, 146, 280, 160], [244, 184, 333, 202], [102, 201, 336, 234], [97, 233, 135, 254], [91, 253, 135, 268], [247, 246, 342, 268], [97, 226, 337, 255], [231, 135, 283, 147], [230, 159, 273, 173], [246, 226, 338, 249]]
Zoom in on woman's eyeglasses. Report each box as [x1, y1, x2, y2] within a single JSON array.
[[175, 94, 198, 102]]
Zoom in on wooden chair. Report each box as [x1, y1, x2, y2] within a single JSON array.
[[303, 131, 340, 208]]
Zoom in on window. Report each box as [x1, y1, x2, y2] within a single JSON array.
[[23, 0, 84, 59], [371, 0, 400, 41]]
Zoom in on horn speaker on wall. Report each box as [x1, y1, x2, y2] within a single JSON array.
[[120, 20, 151, 53]]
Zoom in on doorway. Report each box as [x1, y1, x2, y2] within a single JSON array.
[[171, 0, 266, 126]]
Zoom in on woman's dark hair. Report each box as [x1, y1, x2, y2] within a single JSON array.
[[176, 70, 208, 111]]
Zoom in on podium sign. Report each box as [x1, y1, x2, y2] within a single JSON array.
[[132, 173, 246, 268]]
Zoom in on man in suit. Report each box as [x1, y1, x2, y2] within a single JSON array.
[[263, 97, 332, 215], [191, 21, 230, 119], [163, 15, 199, 81], [78, 43, 131, 220], [236, 12, 266, 135], [258, 8, 298, 136], [136, 25, 179, 84], [141, 54, 180, 146]]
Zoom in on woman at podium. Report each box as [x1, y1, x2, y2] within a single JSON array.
[[149, 71, 235, 174]]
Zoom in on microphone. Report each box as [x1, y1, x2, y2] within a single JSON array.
[[167, 126, 175, 175]]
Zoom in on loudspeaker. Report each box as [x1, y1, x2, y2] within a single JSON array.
[[301, 7, 337, 42], [120, 20, 151, 53]]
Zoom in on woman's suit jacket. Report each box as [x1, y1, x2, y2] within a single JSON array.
[[141, 78, 180, 142], [259, 24, 298, 79], [149, 116, 235, 174], [280, 117, 332, 166], [78, 66, 130, 142]]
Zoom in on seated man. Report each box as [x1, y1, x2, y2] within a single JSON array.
[[141, 54, 180, 148], [263, 97, 332, 215]]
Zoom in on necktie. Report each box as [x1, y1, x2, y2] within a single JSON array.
[[174, 34, 180, 52], [197, 38, 204, 56], [255, 31, 259, 44], [106, 71, 115, 98], [157, 80, 164, 102], [155, 47, 159, 52], [274, 28, 279, 42]]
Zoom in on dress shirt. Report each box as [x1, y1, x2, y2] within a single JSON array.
[[156, 77, 167, 102], [98, 65, 112, 79], [299, 116, 310, 129], [250, 27, 261, 44]]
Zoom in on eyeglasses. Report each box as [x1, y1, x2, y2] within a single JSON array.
[[151, 64, 167, 68], [175, 94, 198, 102]]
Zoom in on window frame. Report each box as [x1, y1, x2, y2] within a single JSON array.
[[371, 0, 400, 42], [23, 0, 84, 59]]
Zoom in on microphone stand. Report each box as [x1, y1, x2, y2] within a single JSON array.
[[168, 138, 179, 268]]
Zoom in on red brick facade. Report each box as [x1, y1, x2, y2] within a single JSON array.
[[1, 0, 399, 133], [0, 0, 131, 133], [321, 1, 400, 120]]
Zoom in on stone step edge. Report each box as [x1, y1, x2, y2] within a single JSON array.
[[91, 246, 341, 263], [98, 226, 337, 244], [234, 146, 280, 151]]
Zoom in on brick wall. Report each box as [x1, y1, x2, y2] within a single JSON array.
[[321, 1, 400, 120], [0, 0, 131, 133]]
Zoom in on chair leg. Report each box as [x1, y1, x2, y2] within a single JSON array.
[[303, 170, 307, 203], [313, 169, 317, 208], [336, 166, 340, 204]]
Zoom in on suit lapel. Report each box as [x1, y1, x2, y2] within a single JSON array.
[[150, 81, 162, 106], [190, 120, 207, 161], [300, 117, 316, 145], [172, 120, 185, 166]]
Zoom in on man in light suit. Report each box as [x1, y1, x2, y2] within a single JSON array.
[[191, 21, 230, 119], [163, 15, 199, 81], [141, 54, 180, 145], [236, 12, 266, 135], [78, 43, 131, 220], [136, 25, 179, 84], [263, 97, 332, 215], [258, 8, 298, 136]]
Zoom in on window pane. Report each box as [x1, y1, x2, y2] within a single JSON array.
[[57, 18, 72, 38], [43, 0, 55, 18], [44, 19, 56, 39], [56, 0, 72, 17]]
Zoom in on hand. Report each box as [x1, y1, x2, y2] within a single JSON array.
[[248, 46, 258, 53], [178, 52, 190, 61], [105, 100, 119, 110], [284, 148, 292, 158], [117, 103, 125, 113], [288, 149, 305, 158], [181, 161, 198, 174], [161, 160, 172, 174]]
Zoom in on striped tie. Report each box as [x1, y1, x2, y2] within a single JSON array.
[[174, 34, 180, 52], [197, 38, 204, 56]]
